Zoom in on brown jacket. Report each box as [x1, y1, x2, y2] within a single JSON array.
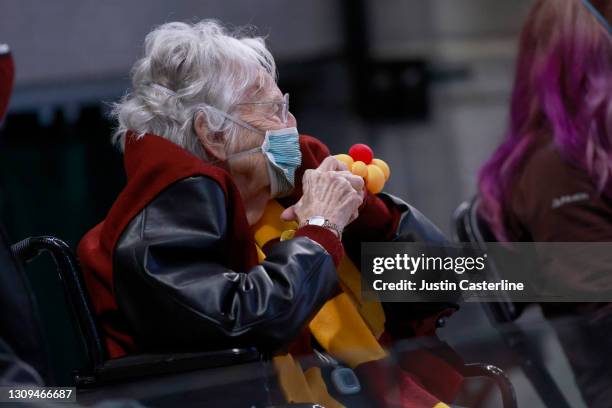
[[507, 139, 612, 306]]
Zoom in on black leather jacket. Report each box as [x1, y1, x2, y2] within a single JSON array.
[[114, 176, 339, 353], [377, 193, 459, 336], [114, 176, 457, 353]]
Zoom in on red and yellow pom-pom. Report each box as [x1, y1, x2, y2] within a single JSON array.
[[351, 161, 368, 178], [371, 158, 390, 181], [349, 144, 373, 164], [335, 144, 391, 194], [366, 164, 385, 194], [335, 154, 354, 170]]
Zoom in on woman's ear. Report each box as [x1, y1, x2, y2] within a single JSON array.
[[194, 111, 226, 161]]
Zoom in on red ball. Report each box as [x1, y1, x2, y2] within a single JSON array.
[[348, 144, 373, 164]]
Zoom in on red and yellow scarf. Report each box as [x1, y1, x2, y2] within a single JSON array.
[[253, 200, 450, 408]]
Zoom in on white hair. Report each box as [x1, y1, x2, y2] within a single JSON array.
[[111, 20, 277, 158]]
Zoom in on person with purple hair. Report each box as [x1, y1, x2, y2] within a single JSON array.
[[477, 0, 612, 406]]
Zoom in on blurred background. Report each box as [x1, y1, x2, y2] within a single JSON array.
[[0, 1, 588, 406]]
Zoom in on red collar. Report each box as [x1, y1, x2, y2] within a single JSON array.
[[100, 133, 237, 262]]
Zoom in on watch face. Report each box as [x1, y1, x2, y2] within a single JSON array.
[[309, 216, 326, 226]]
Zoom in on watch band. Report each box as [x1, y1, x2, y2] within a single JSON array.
[[301, 216, 342, 238]]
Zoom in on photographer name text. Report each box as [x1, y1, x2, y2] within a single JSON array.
[[372, 279, 525, 291], [369, 253, 525, 292]]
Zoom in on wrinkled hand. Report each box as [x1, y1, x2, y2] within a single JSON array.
[[317, 155, 348, 172], [317, 156, 367, 201], [281, 166, 365, 232]]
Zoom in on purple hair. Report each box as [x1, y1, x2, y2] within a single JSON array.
[[478, 0, 612, 241]]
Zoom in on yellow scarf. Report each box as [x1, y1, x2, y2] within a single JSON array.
[[252, 200, 387, 406]]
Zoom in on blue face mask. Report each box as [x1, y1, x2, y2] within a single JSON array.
[[202, 105, 302, 198], [258, 127, 302, 197]]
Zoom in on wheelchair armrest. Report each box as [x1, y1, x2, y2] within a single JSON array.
[[11, 236, 106, 370], [267, 405, 324, 407], [76, 347, 261, 387], [460, 363, 517, 408]]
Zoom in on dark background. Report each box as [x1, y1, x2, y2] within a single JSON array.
[[0, 1, 586, 406]]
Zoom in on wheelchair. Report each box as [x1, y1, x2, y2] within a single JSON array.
[[453, 197, 572, 408], [1, 222, 518, 407]]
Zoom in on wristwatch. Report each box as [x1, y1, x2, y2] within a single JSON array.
[[302, 216, 342, 239]]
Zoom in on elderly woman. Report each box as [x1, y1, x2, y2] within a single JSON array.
[[79, 20, 461, 407]]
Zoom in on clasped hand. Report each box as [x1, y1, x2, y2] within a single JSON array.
[[281, 157, 366, 233]]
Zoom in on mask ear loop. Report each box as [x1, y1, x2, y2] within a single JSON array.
[[203, 104, 264, 135], [197, 104, 266, 165]]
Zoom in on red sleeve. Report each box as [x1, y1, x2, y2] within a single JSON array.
[[294, 225, 344, 266], [0, 48, 15, 121]]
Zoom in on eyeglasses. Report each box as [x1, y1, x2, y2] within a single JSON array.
[[235, 93, 290, 124]]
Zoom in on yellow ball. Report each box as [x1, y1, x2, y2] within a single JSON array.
[[371, 158, 390, 181], [335, 154, 354, 170], [351, 161, 368, 178], [366, 164, 385, 194]]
